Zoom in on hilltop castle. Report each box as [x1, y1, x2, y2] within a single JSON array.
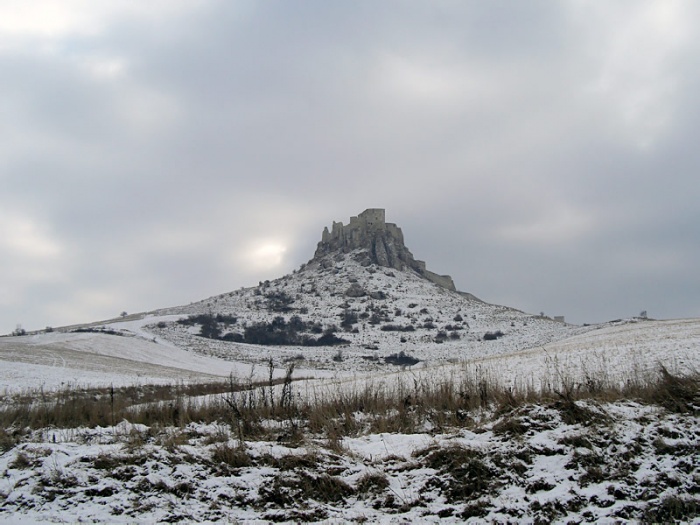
[[314, 209, 456, 291]]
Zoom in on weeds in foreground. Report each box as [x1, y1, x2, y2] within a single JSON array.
[[356, 471, 390, 495], [211, 442, 252, 470], [0, 366, 697, 448], [3, 401, 699, 523], [414, 444, 495, 502]]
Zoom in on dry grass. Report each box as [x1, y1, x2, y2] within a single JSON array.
[[0, 365, 697, 449], [211, 442, 252, 470], [414, 444, 495, 502]]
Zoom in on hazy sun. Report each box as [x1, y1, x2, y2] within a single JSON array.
[[244, 241, 287, 272]]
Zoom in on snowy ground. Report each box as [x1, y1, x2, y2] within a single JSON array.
[[0, 331, 230, 392], [1, 401, 698, 523], [0, 326, 335, 394]]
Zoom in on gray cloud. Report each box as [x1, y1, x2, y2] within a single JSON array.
[[1, 1, 699, 333]]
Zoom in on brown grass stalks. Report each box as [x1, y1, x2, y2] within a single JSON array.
[[0, 365, 696, 449]]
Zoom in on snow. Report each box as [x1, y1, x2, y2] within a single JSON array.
[[1, 401, 698, 523], [0, 331, 233, 392]]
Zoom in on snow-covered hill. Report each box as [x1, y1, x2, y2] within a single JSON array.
[[0, 249, 577, 391], [3, 246, 699, 393]]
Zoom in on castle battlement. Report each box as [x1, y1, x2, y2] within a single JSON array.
[[313, 209, 456, 291]]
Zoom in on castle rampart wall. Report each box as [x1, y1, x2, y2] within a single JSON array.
[[314, 208, 456, 292]]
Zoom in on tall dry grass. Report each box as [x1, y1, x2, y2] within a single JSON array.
[[0, 360, 697, 450]]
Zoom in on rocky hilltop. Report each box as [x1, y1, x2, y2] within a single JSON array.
[[16, 207, 578, 375], [141, 207, 576, 369], [313, 209, 456, 291]]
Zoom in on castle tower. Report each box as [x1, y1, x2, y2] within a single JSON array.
[[312, 209, 456, 291]]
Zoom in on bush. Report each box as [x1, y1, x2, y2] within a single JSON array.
[[265, 291, 295, 312], [178, 314, 237, 327], [243, 319, 348, 346], [380, 324, 415, 332], [369, 312, 382, 325], [483, 330, 504, 341], [72, 328, 126, 337], [385, 351, 419, 366], [340, 310, 359, 329], [414, 444, 494, 503]]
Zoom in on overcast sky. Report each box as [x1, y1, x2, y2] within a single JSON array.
[[2, 0, 699, 334]]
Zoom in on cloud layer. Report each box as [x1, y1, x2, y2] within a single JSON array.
[[2, 0, 699, 332]]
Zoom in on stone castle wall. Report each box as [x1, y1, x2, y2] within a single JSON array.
[[314, 209, 456, 291]]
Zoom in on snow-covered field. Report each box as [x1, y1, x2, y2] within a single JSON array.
[[0, 330, 231, 392], [5, 315, 696, 404], [1, 400, 698, 523]]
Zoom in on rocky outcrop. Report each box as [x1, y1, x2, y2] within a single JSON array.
[[313, 209, 456, 291]]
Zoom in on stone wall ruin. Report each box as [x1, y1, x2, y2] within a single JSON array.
[[314, 208, 456, 291]]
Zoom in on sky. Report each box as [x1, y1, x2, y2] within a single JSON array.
[[1, 0, 699, 334]]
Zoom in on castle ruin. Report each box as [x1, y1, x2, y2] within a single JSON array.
[[314, 209, 456, 291]]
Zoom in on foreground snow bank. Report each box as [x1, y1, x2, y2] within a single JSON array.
[[1, 401, 698, 524]]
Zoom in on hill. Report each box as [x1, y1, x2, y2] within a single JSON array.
[[2, 208, 586, 390]]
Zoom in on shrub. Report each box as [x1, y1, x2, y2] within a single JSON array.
[[356, 472, 390, 495], [178, 313, 237, 327], [369, 312, 382, 325], [483, 330, 504, 341], [340, 310, 358, 329], [72, 327, 126, 337], [645, 496, 699, 522], [212, 443, 252, 469], [380, 324, 415, 332], [265, 291, 295, 312], [414, 445, 494, 503], [651, 366, 700, 414], [344, 284, 366, 297], [200, 321, 221, 340], [384, 351, 419, 366]]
